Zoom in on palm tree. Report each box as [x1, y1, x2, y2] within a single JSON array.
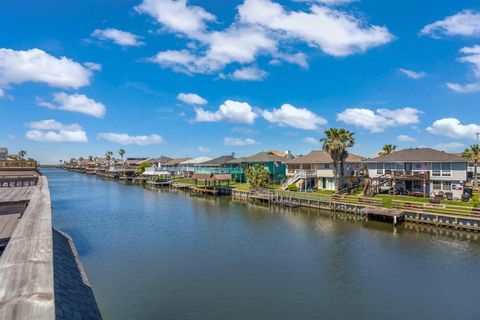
[[118, 149, 126, 161], [245, 164, 270, 190], [320, 128, 355, 193], [462, 144, 480, 189], [18, 150, 27, 160], [379, 144, 397, 156]]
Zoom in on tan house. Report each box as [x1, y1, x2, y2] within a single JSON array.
[[284, 150, 364, 191]]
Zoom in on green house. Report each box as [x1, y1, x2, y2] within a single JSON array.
[[226, 151, 291, 183]]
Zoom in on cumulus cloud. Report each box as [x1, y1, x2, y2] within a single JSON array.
[[446, 45, 480, 93], [194, 100, 257, 124], [420, 10, 480, 38], [238, 0, 393, 57], [303, 137, 320, 145], [177, 92, 208, 105], [398, 68, 426, 79], [230, 66, 268, 81], [262, 103, 327, 130], [26, 119, 88, 143], [143, 0, 392, 77], [98, 132, 164, 145], [337, 107, 421, 133], [92, 28, 144, 47], [223, 137, 258, 146], [0, 48, 94, 96], [426, 118, 480, 139], [397, 134, 416, 142], [37, 92, 106, 118], [135, 0, 215, 38]]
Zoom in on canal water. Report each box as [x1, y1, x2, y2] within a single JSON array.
[[44, 169, 480, 320]]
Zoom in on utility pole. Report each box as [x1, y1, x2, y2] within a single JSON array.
[[476, 132, 480, 141]]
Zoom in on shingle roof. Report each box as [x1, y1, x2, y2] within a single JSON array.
[[286, 150, 365, 164], [227, 151, 287, 164], [364, 148, 467, 163], [201, 155, 235, 166], [180, 157, 212, 165], [163, 158, 191, 166]]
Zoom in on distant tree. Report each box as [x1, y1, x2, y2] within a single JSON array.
[[463, 144, 480, 189], [136, 161, 151, 174], [119, 149, 126, 161], [379, 144, 397, 157], [79, 157, 84, 161], [245, 164, 270, 190], [320, 128, 355, 193], [18, 150, 27, 159], [105, 151, 113, 160], [88, 155, 94, 162]]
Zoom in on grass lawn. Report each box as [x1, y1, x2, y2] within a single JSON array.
[[374, 194, 476, 208], [232, 183, 250, 191], [313, 189, 335, 195]]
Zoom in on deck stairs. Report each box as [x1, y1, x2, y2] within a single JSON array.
[[282, 170, 316, 190], [364, 173, 393, 196]]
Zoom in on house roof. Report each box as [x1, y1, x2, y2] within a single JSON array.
[[201, 155, 235, 166], [148, 156, 172, 164], [163, 158, 191, 166], [364, 148, 467, 163], [227, 151, 288, 164], [192, 173, 232, 181], [180, 157, 212, 165], [286, 150, 365, 164]]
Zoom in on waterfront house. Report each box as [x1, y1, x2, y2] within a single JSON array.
[[144, 156, 172, 169], [227, 150, 293, 183], [0, 148, 7, 160], [162, 157, 192, 177], [0, 149, 39, 187], [364, 148, 468, 199], [284, 150, 365, 191]]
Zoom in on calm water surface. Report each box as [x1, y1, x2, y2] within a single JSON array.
[[44, 169, 480, 320]]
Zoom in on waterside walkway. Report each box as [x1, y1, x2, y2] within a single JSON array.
[[0, 177, 102, 320]]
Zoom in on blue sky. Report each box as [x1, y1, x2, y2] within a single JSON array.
[[1, 0, 480, 164]]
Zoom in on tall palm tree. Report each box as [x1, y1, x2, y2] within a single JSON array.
[[105, 151, 113, 165], [462, 144, 479, 189], [118, 149, 126, 161], [18, 150, 27, 160], [379, 144, 397, 156], [320, 128, 355, 193]]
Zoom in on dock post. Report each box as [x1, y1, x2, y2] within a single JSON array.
[[393, 216, 397, 225]]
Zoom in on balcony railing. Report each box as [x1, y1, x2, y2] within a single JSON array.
[[0, 160, 38, 168]]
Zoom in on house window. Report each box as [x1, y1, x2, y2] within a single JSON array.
[[443, 181, 452, 190], [432, 163, 441, 177], [441, 163, 451, 177], [433, 181, 442, 190], [376, 163, 383, 175], [413, 181, 422, 190], [324, 163, 331, 169], [384, 163, 392, 174]]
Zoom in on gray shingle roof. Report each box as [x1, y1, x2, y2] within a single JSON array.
[[286, 150, 365, 164], [201, 155, 235, 166], [163, 157, 191, 166], [227, 151, 287, 164], [364, 148, 467, 163]]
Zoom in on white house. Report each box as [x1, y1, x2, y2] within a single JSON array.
[[365, 148, 468, 199]]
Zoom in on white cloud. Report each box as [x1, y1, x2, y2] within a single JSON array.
[[262, 103, 327, 130], [177, 92, 208, 105], [426, 118, 480, 139], [303, 137, 320, 145], [432, 142, 465, 152], [143, 0, 391, 77], [195, 100, 257, 124], [238, 0, 393, 57], [446, 82, 480, 93], [135, 0, 215, 38], [398, 68, 426, 79], [337, 107, 421, 133], [0, 48, 94, 95], [197, 146, 211, 153], [397, 134, 416, 142], [98, 132, 164, 145], [312, 0, 356, 5], [92, 28, 144, 47], [231, 67, 268, 81], [223, 137, 258, 146], [37, 92, 106, 118], [26, 119, 88, 143], [84, 62, 102, 71], [446, 45, 480, 93], [420, 10, 480, 38]]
